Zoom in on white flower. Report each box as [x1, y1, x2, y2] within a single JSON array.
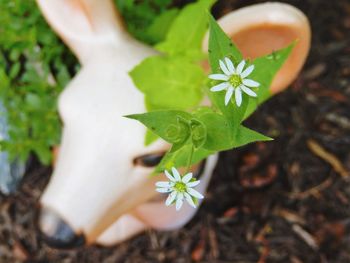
[[155, 167, 204, 211], [209, 58, 260, 107]]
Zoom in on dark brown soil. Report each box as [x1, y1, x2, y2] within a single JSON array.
[[1, 0, 350, 262]]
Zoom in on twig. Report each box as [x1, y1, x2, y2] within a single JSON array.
[[288, 178, 333, 200], [255, 224, 271, 263], [274, 208, 306, 225], [208, 227, 219, 259], [292, 224, 318, 250], [307, 139, 349, 178]]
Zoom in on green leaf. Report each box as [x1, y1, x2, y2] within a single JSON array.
[[125, 110, 192, 145], [207, 15, 242, 68], [130, 56, 205, 110], [126, 110, 208, 152], [145, 8, 179, 44], [244, 43, 295, 119], [195, 111, 233, 151], [155, 143, 214, 173], [156, 0, 216, 57], [25, 93, 42, 109], [233, 126, 273, 148], [9, 62, 20, 78], [145, 129, 159, 145], [207, 15, 248, 132], [190, 118, 207, 149], [32, 143, 52, 165], [115, 0, 173, 44]]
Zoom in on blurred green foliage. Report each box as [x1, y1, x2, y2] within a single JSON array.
[[0, 0, 179, 165], [115, 0, 174, 44], [0, 0, 77, 165]]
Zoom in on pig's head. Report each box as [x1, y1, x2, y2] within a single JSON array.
[[36, 0, 310, 248]]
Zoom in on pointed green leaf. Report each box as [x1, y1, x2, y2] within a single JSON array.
[[244, 43, 295, 119], [207, 15, 248, 132], [125, 111, 192, 145], [207, 15, 242, 68], [233, 126, 273, 148], [145, 129, 159, 145]]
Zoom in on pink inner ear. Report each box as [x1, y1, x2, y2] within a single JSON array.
[[231, 24, 307, 94]]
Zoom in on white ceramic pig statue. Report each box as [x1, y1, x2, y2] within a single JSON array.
[[36, 0, 310, 248]]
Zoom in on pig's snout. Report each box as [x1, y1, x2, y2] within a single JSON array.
[[38, 207, 85, 249]]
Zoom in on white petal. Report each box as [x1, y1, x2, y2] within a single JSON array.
[[240, 85, 257, 97], [184, 192, 197, 208], [235, 87, 242, 107], [210, 82, 229, 92], [219, 59, 231, 75], [171, 167, 181, 181], [242, 79, 260, 87], [236, 60, 246, 74], [165, 191, 177, 206], [177, 192, 184, 200], [175, 193, 184, 211], [225, 86, 234, 105], [187, 180, 200, 187], [187, 188, 204, 199], [155, 181, 172, 188], [182, 173, 193, 183], [240, 64, 254, 78], [165, 170, 175, 182], [225, 57, 235, 74], [156, 187, 171, 193], [209, 74, 229, 81]]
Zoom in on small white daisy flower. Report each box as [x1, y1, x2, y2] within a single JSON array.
[[155, 167, 203, 211], [209, 58, 260, 107]]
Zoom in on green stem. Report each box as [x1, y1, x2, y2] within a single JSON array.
[[185, 145, 194, 173]]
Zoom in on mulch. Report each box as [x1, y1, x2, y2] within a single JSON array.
[[1, 0, 350, 262]]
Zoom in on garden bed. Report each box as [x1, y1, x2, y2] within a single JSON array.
[[1, 0, 350, 262]]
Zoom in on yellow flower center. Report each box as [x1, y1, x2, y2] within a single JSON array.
[[229, 74, 242, 88], [174, 182, 187, 192]]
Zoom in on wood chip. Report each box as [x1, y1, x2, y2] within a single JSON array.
[[191, 238, 205, 262], [325, 113, 350, 130], [208, 227, 219, 259], [303, 63, 327, 80], [288, 178, 333, 200], [274, 208, 306, 225], [12, 241, 29, 261], [307, 139, 349, 178], [292, 224, 319, 250]]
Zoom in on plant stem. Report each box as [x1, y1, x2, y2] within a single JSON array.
[[186, 145, 194, 173]]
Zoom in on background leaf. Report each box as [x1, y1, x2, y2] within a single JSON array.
[[145, 9, 180, 44], [130, 56, 205, 111], [156, 0, 216, 57]]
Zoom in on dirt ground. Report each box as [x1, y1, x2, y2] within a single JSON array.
[[1, 0, 350, 262]]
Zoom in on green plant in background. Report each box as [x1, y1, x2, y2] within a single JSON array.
[[127, 0, 293, 210], [0, 0, 77, 165], [115, 0, 180, 44]]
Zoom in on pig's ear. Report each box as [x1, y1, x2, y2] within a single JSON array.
[[36, 0, 125, 63], [203, 3, 311, 94]]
